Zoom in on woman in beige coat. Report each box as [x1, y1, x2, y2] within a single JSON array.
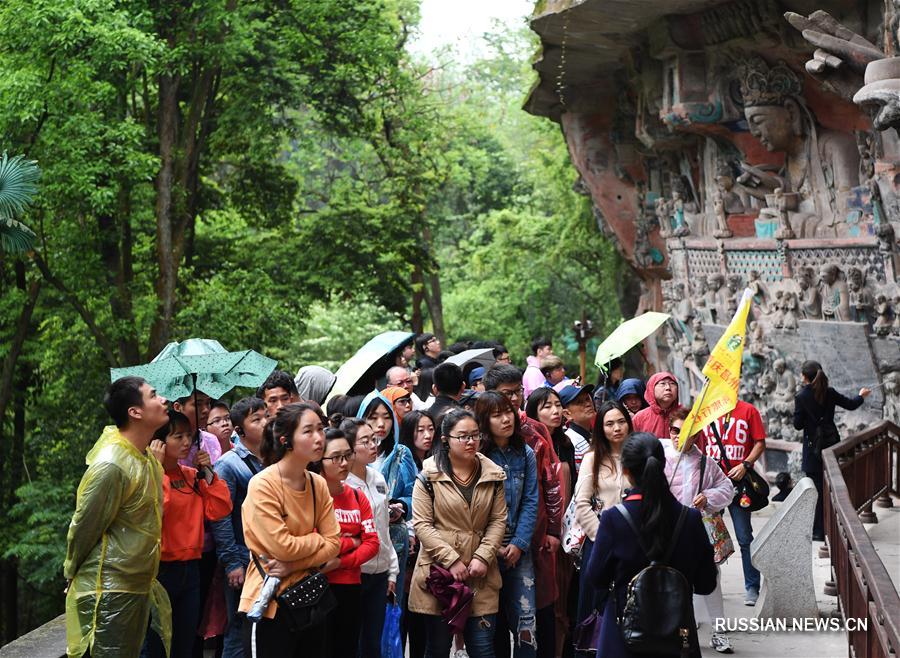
[[411, 408, 508, 658]]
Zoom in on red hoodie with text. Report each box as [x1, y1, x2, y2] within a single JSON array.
[[328, 483, 380, 585]]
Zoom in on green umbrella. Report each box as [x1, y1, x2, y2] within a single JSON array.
[[111, 339, 277, 448], [594, 312, 671, 369], [111, 338, 277, 401]]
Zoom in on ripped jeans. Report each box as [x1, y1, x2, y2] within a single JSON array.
[[494, 550, 537, 658], [425, 613, 496, 658]]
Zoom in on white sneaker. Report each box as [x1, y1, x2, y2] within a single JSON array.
[[710, 632, 734, 654], [743, 589, 759, 606]]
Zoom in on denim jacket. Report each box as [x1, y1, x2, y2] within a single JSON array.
[[486, 443, 538, 553], [210, 438, 263, 574]]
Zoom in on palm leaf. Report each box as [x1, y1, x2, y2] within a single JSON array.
[[0, 216, 36, 255], [0, 152, 40, 218]]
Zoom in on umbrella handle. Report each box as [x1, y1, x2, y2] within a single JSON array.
[[192, 373, 201, 449]]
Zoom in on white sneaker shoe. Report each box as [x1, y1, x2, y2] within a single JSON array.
[[743, 589, 759, 606], [710, 632, 734, 654]]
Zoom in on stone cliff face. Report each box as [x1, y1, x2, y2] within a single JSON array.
[[526, 0, 900, 445]]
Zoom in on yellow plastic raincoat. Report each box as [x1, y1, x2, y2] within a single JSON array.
[[64, 425, 172, 657]]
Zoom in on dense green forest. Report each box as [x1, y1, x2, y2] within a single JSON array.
[[0, 0, 627, 641]]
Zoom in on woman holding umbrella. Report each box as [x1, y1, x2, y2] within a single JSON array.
[[410, 408, 508, 658]]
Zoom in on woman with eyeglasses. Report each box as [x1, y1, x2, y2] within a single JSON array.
[[664, 408, 735, 654], [476, 392, 539, 658], [410, 408, 508, 658], [340, 416, 401, 657], [306, 427, 379, 657], [398, 409, 436, 656], [357, 391, 418, 632]]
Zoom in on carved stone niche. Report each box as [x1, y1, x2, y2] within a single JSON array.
[[659, 52, 727, 128]]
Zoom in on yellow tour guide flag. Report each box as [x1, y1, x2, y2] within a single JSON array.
[[678, 288, 754, 450]]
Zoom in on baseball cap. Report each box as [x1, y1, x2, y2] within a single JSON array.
[[558, 384, 595, 407]]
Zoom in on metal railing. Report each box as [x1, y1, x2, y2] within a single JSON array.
[[823, 420, 900, 658]]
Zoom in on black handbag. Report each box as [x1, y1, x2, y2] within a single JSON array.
[[710, 421, 769, 512], [252, 474, 336, 631]]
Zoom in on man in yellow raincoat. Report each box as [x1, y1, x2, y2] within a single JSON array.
[[64, 376, 172, 657]]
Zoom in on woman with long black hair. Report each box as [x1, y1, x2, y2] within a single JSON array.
[[476, 392, 539, 658], [400, 410, 436, 469], [585, 432, 717, 658], [793, 360, 870, 540], [573, 401, 631, 628], [398, 409, 436, 657], [356, 390, 417, 622]]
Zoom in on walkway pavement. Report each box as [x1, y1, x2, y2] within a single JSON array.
[[864, 497, 900, 596], [700, 501, 847, 658]]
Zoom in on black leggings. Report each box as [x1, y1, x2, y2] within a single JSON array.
[[326, 583, 362, 658], [242, 609, 326, 658]]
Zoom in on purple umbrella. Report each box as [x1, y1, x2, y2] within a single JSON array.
[[425, 565, 474, 635]]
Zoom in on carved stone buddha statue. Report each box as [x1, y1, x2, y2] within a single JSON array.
[[739, 57, 861, 238]]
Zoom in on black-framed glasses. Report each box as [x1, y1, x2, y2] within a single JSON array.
[[498, 387, 524, 399], [447, 432, 483, 444], [322, 452, 355, 464], [207, 417, 233, 427], [669, 425, 683, 434]]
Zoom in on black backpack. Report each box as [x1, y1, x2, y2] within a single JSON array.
[[615, 503, 694, 656]]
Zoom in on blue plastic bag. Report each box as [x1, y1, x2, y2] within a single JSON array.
[[380, 602, 403, 658]]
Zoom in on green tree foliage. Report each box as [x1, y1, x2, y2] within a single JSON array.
[[0, 4, 627, 642]]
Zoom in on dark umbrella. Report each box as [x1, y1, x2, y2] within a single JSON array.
[[425, 565, 474, 636], [329, 331, 415, 398]]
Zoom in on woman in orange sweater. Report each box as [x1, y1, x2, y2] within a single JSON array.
[[239, 402, 341, 657], [142, 410, 232, 658]]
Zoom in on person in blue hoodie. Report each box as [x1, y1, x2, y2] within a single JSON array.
[[356, 390, 417, 652], [615, 378, 647, 417]]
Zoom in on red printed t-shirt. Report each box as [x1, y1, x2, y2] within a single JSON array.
[[699, 400, 766, 472], [328, 483, 379, 585]]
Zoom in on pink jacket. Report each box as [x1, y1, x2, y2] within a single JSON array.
[[522, 356, 545, 400], [660, 439, 734, 512], [631, 372, 683, 438]]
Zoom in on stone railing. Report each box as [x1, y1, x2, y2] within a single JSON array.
[[0, 614, 65, 657], [822, 421, 900, 658]]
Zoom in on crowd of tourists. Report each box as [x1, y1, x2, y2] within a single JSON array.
[[64, 334, 869, 658]]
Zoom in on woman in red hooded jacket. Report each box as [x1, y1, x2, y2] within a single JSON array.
[[631, 372, 683, 438]]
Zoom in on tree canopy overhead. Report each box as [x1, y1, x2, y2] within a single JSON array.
[[0, 1, 628, 643]]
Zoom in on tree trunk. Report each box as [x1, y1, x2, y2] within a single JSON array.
[[411, 263, 425, 333], [3, 359, 27, 643], [1, 558, 17, 643], [0, 264, 41, 426], [425, 270, 446, 345], [147, 72, 181, 357], [420, 225, 446, 343]]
